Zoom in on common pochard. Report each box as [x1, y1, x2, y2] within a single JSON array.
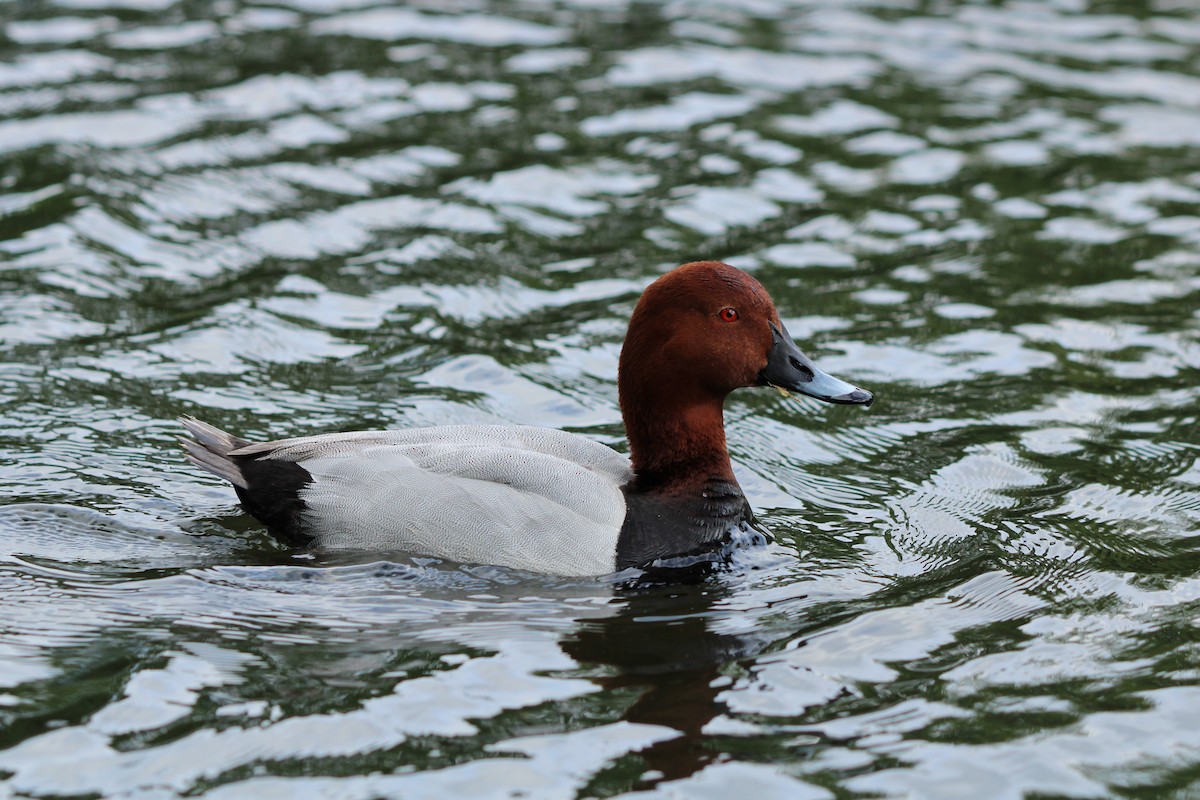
[[181, 261, 872, 575]]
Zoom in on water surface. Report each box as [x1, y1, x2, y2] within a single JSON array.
[[2, 0, 1199, 797]]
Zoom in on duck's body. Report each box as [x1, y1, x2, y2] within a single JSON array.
[[180, 420, 752, 575], [181, 261, 872, 576]]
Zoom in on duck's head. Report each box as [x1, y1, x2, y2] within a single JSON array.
[[618, 260, 873, 412]]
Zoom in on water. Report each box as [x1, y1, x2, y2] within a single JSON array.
[[1, 0, 1199, 796]]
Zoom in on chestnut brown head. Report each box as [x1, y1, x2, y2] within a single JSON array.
[[619, 261, 873, 407]]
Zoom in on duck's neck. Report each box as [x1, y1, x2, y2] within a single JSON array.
[[616, 390, 753, 571], [620, 388, 738, 494]]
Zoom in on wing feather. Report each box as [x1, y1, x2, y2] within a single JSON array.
[[236, 425, 631, 484], [299, 443, 627, 575]]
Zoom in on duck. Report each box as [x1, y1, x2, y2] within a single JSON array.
[[180, 260, 872, 576]]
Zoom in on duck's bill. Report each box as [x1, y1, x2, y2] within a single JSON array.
[[759, 322, 873, 407]]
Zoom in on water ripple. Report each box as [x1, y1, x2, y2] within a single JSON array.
[[2, 0, 1199, 796]]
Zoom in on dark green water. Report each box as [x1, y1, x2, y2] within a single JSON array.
[[2, 0, 1199, 797]]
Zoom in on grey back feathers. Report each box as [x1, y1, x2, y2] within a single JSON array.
[[180, 420, 633, 576]]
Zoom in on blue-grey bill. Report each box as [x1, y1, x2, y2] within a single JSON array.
[[761, 322, 874, 407]]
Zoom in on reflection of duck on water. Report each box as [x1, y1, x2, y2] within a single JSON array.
[[561, 576, 769, 788]]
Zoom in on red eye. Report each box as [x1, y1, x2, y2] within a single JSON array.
[[719, 307, 739, 322]]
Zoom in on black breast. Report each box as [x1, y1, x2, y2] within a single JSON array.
[[615, 478, 759, 570]]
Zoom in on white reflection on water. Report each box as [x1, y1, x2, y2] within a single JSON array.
[[582, 91, 762, 136], [242, 196, 501, 259], [606, 45, 879, 91], [312, 7, 568, 47], [451, 162, 657, 214], [5, 16, 119, 45], [0, 640, 607, 797], [848, 686, 1200, 800], [108, 20, 219, 49], [202, 723, 678, 800]]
